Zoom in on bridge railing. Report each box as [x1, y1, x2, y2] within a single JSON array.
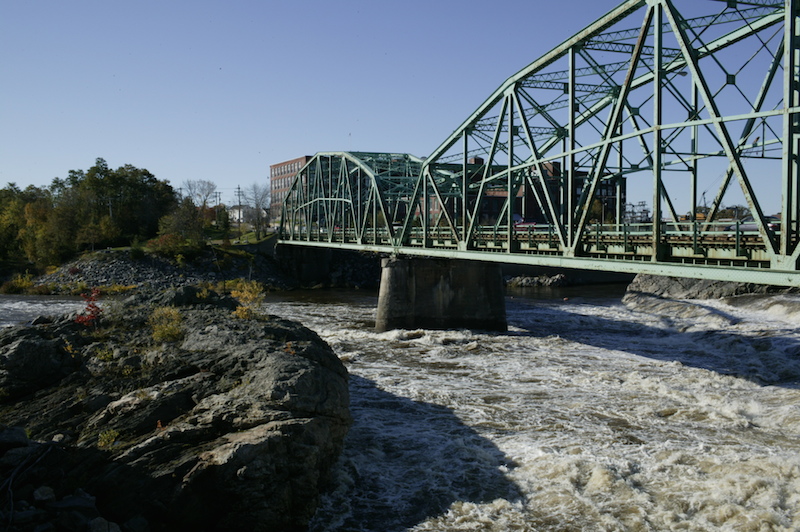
[[280, 219, 782, 267]]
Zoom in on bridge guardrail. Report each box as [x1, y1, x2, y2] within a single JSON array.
[[280, 218, 787, 267]]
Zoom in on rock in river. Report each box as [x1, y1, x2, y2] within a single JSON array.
[[0, 285, 351, 531]]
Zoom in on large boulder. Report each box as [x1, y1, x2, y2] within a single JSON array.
[[0, 288, 351, 531], [0, 328, 82, 400]]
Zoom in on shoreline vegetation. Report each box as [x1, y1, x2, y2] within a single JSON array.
[[0, 159, 275, 297]]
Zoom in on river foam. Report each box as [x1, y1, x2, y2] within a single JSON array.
[[0, 294, 82, 328], [258, 289, 800, 532]]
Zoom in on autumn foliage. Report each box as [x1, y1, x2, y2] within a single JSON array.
[[74, 288, 102, 327]]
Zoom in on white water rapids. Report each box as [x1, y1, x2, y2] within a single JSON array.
[[262, 287, 800, 532], [0, 294, 83, 328], [3, 288, 799, 530]]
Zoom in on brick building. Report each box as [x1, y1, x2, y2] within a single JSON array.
[[269, 156, 312, 220]]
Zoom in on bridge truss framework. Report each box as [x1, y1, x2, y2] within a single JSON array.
[[280, 0, 800, 287]]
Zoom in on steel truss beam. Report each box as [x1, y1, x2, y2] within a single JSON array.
[[280, 0, 800, 287], [280, 152, 433, 245]]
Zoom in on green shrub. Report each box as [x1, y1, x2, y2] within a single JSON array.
[[149, 306, 184, 343], [97, 284, 137, 296], [26, 284, 53, 295], [95, 346, 114, 362], [230, 280, 265, 320], [0, 272, 34, 294], [146, 233, 185, 258], [97, 428, 120, 448], [130, 238, 145, 260]]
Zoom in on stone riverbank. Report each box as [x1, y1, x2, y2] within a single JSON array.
[[32, 248, 297, 294]]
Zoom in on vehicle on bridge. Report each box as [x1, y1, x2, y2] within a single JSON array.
[[725, 216, 780, 233]]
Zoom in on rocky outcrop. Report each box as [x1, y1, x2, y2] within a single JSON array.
[[34, 248, 297, 294], [624, 273, 795, 300], [505, 273, 567, 288], [0, 286, 351, 531], [622, 273, 798, 320]]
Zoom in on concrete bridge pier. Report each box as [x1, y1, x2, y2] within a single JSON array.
[[375, 256, 507, 332]]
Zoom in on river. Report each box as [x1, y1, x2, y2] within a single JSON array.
[[3, 287, 800, 530], [0, 294, 83, 328]]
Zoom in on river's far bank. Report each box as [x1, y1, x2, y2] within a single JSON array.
[[3, 243, 386, 297]]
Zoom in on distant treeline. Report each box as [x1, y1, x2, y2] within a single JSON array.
[[0, 158, 190, 271]]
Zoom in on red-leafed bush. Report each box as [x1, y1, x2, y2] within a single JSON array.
[[75, 288, 102, 327]]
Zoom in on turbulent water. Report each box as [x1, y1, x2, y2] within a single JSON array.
[[261, 287, 800, 532], [4, 287, 800, 530], [0, 294, 82, 328]]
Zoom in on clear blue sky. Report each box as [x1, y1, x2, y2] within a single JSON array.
[[1, 0, 619, 205]]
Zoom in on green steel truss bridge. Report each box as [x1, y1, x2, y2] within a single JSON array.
[[279, 0, 800, 288]]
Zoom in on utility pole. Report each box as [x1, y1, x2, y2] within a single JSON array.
[[236, 185, 243, 238]]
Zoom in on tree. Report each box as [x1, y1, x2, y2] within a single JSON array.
[[216, 205, 231, 243], [590, 199, 604, 223], [112, 163, 176, 240], [182, 179, 217, 208], [0, 184, 48, 266], [2, 159, 177, 271], [18, 195, 58, 267], [76, 215, 119, 251], [158, 198, 205, 248], [58, 158, 177, 246], [243, 183, 271, 240], [718, 204, 750, 220]]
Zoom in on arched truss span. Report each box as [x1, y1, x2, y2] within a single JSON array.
[[280, 0, 800, 287], [280, 152, 428, 245]]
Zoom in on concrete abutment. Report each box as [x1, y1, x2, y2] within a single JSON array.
[[375, 256, 507, 332]]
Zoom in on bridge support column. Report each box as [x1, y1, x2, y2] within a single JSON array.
[[375, 257, 507, 332]]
